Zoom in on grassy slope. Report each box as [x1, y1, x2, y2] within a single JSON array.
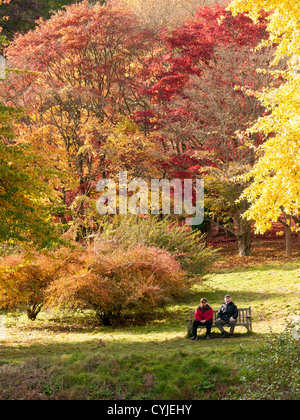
[[0, 238, 299, 400]]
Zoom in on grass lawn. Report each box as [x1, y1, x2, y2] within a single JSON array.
[[0, 238, 299, 400]]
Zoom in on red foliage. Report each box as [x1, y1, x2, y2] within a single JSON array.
[[6, 1, 155, 120], [168, 6, 267, 56], [143, 6, 267, 102], [135, 4, 269, 179]]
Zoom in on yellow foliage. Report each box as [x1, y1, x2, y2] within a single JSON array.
[[102, 118, 161, 180], [229, 0, 300, 233]]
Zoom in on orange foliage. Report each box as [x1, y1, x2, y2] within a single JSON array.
[[45, 245, 188, 325], [0, 246, 86, 320], [0, 252, 61, 320]]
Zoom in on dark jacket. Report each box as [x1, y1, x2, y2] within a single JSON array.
[[217, 301, 238, 321], [194, 305, 213, 323]]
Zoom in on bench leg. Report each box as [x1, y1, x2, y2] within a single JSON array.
[[187, 321, 193, 337]]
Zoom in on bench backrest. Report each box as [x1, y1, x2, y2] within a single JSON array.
[[189, 307, 252, 324]]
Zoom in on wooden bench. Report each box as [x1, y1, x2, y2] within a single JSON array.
[[186, 307, 252, 336]]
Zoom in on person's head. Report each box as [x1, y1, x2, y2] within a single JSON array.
[[200, 298, 208, 307], [224, 295, 232, 304]]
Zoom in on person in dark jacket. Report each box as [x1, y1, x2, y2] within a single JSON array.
[[190, 298, 213, 340], [215, 295, 238, 337]]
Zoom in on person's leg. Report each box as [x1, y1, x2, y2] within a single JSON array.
[[191, 320, 201, 339], [215, 318, 226, 333], [205, 321, 212, 338], [229, 319, 237, 335]]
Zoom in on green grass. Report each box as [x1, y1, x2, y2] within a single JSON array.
[[0, 259, 299, 400]]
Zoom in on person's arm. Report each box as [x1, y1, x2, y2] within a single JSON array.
[[217, 305, 223, 319], [194, 308, 201, 322], [229, 305, 238, 321], [204, 307, 213, 322]]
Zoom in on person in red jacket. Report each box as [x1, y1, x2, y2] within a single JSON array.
[[190, 298, 213, 340]]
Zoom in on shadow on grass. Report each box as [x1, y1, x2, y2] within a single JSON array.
[[181, 287, 283, 303], [0, 329, 254, 400]]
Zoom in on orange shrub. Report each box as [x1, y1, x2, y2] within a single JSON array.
[[45, 245, 188, 325], [0, 253, 58, 320], [0, 247, 80, 320]]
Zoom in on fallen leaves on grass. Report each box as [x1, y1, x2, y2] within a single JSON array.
[[210, 237, 300, 271]]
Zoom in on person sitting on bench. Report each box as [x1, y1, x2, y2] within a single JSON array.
[[215, 295, 238, 337], [190, 298, 213, 340]]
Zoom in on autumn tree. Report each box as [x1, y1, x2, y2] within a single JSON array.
[[0, 1, 62, 246], [140, 5, 270, 255], [0, 138, 63, 246], [3, 1, 160, 238], [0, 252, 57, 320], [0, 247, 82, 320], [229, 0, 300, 255], [163, 44, 280, 256]]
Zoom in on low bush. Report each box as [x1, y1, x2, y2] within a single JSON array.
[[95, 215, 217, 278], [0, 252, 61, 320], [45, 245, 188, 325], [0, 217, 216, 325], [230, 316, 300, 400], [0, 247, 79, 320]]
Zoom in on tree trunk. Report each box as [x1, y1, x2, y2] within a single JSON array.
[[285, 222, 292, 257], [279, 213, 294, 256], [234, 212, 252, 257], [96, 311, 112, 326], [237, 228, 252, 257], [26, 304, 42, 321]]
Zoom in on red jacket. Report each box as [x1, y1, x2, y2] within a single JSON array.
[[194, 305, 213, 323]]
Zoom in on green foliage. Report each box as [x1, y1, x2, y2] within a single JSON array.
[[96, 215, 217, 278], [0, 141, 62, 247], [231, 325, 300, 400], [0, 0, 78, 39], [0, 18, 62, 247]]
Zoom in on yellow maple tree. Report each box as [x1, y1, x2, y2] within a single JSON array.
[[229, 0, 300, 233]]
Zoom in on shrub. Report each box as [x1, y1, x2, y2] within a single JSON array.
[[0, 249, 73, 320], [231, 317, 300, 400], [94, 215, 217, 279], [45, 245, 188, 325]]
